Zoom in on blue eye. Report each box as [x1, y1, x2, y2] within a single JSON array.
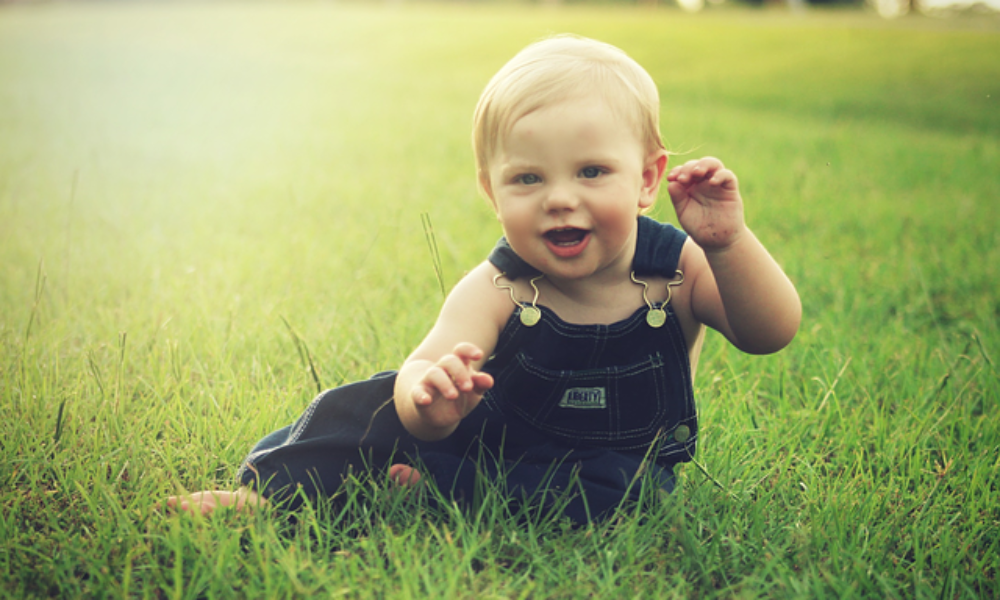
[[581, 167, 603, 179], [517, 174, 541, 185]]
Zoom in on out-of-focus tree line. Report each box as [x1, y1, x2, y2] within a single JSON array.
[[0, 0, 997, 22], [367, 0, 999, 18]]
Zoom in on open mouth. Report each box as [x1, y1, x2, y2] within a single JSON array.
[[544, 227, 589, 246], [543, 227, 590, 258]]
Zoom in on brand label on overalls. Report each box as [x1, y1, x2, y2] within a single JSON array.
[[558, 387, 606, 410]]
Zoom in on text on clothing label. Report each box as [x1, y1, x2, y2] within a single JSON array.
[[558, 387, 607, 410]]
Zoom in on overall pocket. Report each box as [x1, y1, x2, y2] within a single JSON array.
[[491, 351, 675, 450]]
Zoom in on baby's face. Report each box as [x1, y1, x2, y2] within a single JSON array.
[[483, 97, 664, 281]]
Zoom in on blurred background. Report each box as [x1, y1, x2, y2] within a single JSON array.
[[1, 0, 1000, 19]]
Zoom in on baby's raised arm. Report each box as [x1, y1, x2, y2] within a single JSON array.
[[394, 262, 510, 441], [667, 157, 801, 354]]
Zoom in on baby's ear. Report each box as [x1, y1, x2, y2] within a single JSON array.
[[639, 151, 669, 210]]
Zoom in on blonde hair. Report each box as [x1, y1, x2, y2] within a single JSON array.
[[472, 35, 665, 188]]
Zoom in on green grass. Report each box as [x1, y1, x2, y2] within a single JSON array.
[[2, 2, 999, 597]]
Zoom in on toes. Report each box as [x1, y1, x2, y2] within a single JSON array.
[[388, 464, 422, 487]]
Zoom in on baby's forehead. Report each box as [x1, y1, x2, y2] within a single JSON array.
[[490, 94, 646, 152]]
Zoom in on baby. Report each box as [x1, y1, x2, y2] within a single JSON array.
[[169, 35, 800, 521]]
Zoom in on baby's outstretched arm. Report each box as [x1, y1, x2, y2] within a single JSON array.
[[394, 262, 507, 441], [668, 157, 801, 354], [395, 343, 494, 441]]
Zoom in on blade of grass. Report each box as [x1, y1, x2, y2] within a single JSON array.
[[280, 315, 324, 394], [421, 212, 446, 300]]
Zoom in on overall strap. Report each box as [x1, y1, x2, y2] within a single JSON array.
[[632, 216, 687, 278], [487, 237, 540, 280]]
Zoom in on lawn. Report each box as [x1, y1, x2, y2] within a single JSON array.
[[1, 2, 998, 598]]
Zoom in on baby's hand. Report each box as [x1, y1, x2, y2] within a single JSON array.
[[409, 343, 494, 434], [666, 157, 746, 252]]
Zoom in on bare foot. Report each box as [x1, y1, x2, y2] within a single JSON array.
[[388, 464, 422, 487], [165, 489, 265, 516]]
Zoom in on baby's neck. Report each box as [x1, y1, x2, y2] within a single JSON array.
[[537, 267, 647, 325]]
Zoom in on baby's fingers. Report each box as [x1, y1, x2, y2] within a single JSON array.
[[669, 157, 725, 184], [451, 342, 485, 366], [470, 371, 495, 395], [706, 167, 738, 190], [420, 353, 478, 402], [413, 366, 459, 405], [442, 352, 480, 393]]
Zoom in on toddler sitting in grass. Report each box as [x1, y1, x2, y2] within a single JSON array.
[[168, 34, 800, 521]]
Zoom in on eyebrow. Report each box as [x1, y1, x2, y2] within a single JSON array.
[[499, 155, 623, 171], [494, 160, 538, 178]]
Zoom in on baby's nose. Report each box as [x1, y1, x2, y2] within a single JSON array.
[[542, 184, 579, 212]]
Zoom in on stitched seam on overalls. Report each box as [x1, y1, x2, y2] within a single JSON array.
[[239, 390, 325, 476]]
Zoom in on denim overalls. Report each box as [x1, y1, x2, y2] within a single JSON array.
[[239, 217, 696, 522]]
